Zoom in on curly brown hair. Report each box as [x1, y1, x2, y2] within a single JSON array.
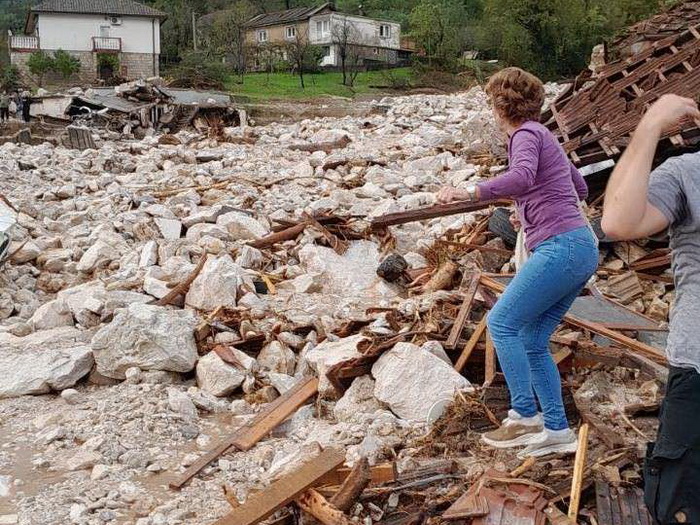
[[484, 67, 545, 125]]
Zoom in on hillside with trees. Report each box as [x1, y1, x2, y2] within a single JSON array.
[[0, 0, 681, 89]]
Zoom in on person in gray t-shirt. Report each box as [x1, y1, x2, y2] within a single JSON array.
[[602, 94, 700, 525]]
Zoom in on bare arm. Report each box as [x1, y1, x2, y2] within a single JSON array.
[[602, 94, 700, 240]]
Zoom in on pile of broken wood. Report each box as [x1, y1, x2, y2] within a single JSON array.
[[157, 194, 671, 525]]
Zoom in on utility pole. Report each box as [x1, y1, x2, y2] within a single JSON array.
[[192, 11, 198, 51]]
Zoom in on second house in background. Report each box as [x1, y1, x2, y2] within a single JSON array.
[[244, 3, 403, 70]]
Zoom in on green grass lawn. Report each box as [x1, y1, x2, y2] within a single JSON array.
[[225, 67, 413, 100]]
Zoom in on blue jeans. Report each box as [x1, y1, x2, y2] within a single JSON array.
[[486, 227, 599, 431]]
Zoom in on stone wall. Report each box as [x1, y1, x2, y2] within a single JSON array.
[[121, 52, 159, 79], [10, 50, 158, 87]]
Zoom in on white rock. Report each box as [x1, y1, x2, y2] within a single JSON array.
[[303, 334, 366, 396], [334, 376, 384, 423], [217, 211, 268, 240], [372, 342, 472, 422], [91, 304, 198, 379], [28, 298, 73, 331], [420, 340, 452, 365], [139, 240, 159, 267], [0, 328, 93, 398], [185, 255, 246, 311], [60, 388, 81, 404], [258, 341, 296, 375], [154, 218, 182, 240], [9, 240, 41, 264], [167, 387, 199, 421], [195, 352, 246, 397], [62, 450, 101, 471]]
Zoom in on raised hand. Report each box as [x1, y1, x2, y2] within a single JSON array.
[[640, 94, 700, 134]]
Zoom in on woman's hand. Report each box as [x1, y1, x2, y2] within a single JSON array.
[[510, 212, 522, 231], [437, 186, 466, 204]]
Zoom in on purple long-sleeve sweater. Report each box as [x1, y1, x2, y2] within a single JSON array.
[[478, 121, 588, 251]]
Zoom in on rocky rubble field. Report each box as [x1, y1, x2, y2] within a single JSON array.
[[0, 84, 669, 525]]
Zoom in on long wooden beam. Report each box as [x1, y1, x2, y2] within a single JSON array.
[[370, 200, 510, 229], [213, 448, 346, 525], [479, 275, 668, 366], [170, 377, 319, 489]]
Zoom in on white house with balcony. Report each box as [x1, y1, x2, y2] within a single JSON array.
[[9, 0, 166, 84], [244, 4, 402, 71], [309, 11, 401, 67]]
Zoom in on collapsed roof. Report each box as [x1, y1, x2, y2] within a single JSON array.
[[545, 4, 700, 168]]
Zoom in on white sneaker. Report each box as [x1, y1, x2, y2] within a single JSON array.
[[482, 410, 544, 449], [517, 428, 578, 458]]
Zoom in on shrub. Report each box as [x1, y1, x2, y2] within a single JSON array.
[[27, 50, 54, 86], [0, 65, 22, 92], [53, 49, 81, 79], [166, 52, 229, 90]]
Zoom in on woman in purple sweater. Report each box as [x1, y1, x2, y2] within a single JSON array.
[[438, 68, 598, 457]]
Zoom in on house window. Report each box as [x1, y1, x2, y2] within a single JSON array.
[[316, 20, 330, 37], [257, 30, 268, 43], [379, 24, 391, 39], [285, 26, 296, 39], [322, 46, 331, 57], [373, 47, 379, 55]]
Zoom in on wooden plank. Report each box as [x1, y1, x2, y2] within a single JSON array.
[[445, 273, 481, 350], [454, 317, 486, 373], [370, 199, 510, 229], [479, 275, 668, 365], [318, 463, 396, 487], [212, 448, 346, 525], [595, 481, 614, 525], [484, 330, 497, 386], [170, 377, 319, 489], [298, 489, 353, 525], [568, 424, 590, 521], [330, 457, 370, 512]]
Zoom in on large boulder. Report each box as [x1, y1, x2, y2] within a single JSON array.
[[0, 327, 94, 398], [372, 342, 472, 422], [196, 351, 252, 397], [216, 212, 268, 241], [28, 298, 74, 331], [303, 334, 366, 396], [298, 241, 398, 300], [91, 304, 198, 379], [185, 255, 250, 311]]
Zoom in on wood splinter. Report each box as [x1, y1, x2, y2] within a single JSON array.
[[297, 488, 353, 525]]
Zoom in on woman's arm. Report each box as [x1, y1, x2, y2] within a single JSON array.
[[477, 129, 541, 201], [571, 163, 588, 201]]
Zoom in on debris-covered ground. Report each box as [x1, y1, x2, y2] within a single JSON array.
[[0, 79, 673, 525]]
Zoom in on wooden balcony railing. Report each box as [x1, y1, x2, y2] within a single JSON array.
[[92, 36, 122, 52]]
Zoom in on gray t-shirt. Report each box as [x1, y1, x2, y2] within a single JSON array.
[[648, 152, 700, 372]]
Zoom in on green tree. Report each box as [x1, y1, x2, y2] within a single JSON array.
[[476, 0, 664, 78], [206, 0, 257, 81], [0, 64, 21, 91], [53, 49, 80, 79], [27, 50, 54, 86]]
